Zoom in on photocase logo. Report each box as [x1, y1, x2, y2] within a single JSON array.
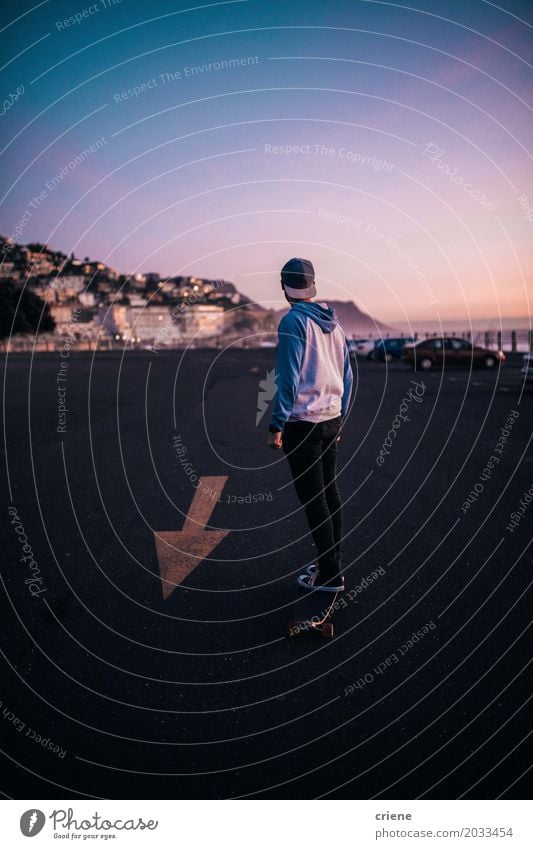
[[20, 809, 46, 837], [256, 368, 277, 425]]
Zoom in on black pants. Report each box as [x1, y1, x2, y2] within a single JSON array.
[[282, 415, 343, 582]]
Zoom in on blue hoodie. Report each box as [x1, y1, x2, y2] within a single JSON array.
[[270, 302, 353, 431]]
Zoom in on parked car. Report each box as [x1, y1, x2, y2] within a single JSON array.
[[522, 352, 533, 382], [403, 337, 505, 370], [347, 338, 375, 357], [367, 337, 415, 362]]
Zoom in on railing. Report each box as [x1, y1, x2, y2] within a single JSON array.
[[2, 329, 532, 354], [353, 330, 532, 353]]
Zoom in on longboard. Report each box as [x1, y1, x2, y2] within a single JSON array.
[[289, 590, 339, 639]]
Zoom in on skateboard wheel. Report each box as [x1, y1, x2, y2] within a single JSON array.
[[322, 623, 334, 639]]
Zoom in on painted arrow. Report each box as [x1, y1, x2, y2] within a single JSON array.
[[154, 476, 230, 599]]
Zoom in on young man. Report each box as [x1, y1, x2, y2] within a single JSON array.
[[267, 257, 353, 591]]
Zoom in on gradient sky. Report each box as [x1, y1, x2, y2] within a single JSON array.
[[1, 0, 531, 323]]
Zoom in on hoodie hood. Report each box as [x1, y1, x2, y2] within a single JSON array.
[[290, 301, 338, 333]]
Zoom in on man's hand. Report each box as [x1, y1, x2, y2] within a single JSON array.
[[268, 430, 283, 449]]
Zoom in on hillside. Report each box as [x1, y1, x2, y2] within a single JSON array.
[[273, 300, 395, 337]]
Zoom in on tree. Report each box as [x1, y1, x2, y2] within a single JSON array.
[[0, 280, 55, 344]]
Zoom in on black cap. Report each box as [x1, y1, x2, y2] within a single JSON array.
[[280, 257, 316, 299]]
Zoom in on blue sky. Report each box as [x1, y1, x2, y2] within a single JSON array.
[[1, 0, 532, 321]]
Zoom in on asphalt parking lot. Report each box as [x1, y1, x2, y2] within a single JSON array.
[[2, 349, 532, 799]]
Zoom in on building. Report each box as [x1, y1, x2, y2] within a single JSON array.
[[127, 306, 181, 346], [79, 292, 96, 308], [130, 274, 148, 291], [181, 305, 224, 339], [51, 275, 86, 300], [0, 261, 17, 280], [21, 248, 54, 276], [30, 283, 53, 302], [105, 304, 227, 347], [128, 294, 147, 308], [104, 304, 132, 339], [50, 304, 82, 334]]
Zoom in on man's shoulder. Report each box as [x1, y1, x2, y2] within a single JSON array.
[[278, 308, 307, 334]]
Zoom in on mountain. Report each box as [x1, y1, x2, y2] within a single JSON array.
[[272, 300, 395, 337]]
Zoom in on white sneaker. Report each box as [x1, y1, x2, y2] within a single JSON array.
[[297, 573, 345, 592]]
